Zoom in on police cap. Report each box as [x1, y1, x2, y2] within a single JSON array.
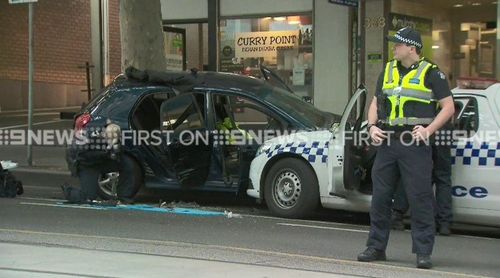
[[387, 27, 423, 49]]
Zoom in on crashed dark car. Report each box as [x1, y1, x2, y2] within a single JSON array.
[[66, 67, 340, 200]]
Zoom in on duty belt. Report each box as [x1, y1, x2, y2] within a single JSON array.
[[381, 117, 434, 126]]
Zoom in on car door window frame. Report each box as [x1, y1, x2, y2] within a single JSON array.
[[129, 88, 176, 131], [453, 96, 480, 138], [161, 93, 207, 133], [202, 89, 289, 132]]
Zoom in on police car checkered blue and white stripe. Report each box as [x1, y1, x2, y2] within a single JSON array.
[[394, 33, 422, 48], [265, 141, 329, 163], [451, 142, 500, 167]]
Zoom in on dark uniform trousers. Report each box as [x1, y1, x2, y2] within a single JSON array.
[[393, 144, 453, 226], [367, 137, 435, 255]]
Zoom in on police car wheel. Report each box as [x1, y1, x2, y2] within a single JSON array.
[[96, 155, 142, 200], [264, 158, 319, 218]]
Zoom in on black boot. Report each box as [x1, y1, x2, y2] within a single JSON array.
[[416, 254, 432, 269], [357, 247, 386, 262]]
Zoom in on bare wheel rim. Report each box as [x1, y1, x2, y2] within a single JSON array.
[[98, 172, 119, 197], [272, 169, 301, 210]]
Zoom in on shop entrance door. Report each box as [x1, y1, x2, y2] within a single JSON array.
[[163, 26, 187, 71]]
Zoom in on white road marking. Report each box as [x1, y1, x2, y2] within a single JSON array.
[[277, 223, 369, 233], [20, 202, 104, 210], [243, 214, 366, 228], [457, 235, 500, 241], [0, 120, 70, 130], [18, 196, 65, 202]]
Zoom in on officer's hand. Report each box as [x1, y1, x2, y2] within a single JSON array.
[[412, 125, 431, 142], [369, 125, 387, 144]]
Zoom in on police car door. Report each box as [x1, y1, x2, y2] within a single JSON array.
[[451, 95, 500, 217], [331, 86, 368, 195]]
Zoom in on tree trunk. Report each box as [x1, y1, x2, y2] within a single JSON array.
[[119, 0, 166, 71]]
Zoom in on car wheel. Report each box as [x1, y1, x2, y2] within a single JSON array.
[[97, 172, 119, 199], [97, 155, 142, 200], [264, 158, 319, 218]]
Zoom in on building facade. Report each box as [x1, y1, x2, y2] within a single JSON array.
[[0, 0, 499, 115]]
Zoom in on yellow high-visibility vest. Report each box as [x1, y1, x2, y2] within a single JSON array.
[[381, 59, 437, 126]]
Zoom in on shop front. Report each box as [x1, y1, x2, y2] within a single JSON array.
[[219, 15, 314, 99], [161, 0, 355, 115], [389, 0, 498, 86]]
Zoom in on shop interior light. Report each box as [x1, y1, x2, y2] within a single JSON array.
[[263, 17, 272, 20], [273, 17, 286, 21], [287, 16, 301, 24], [432, 45, 440, 49], [453, 4, 464, 7], [471, 2, 481, 5]]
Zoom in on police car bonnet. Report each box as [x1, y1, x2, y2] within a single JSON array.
[[387, 27, 423, 49]]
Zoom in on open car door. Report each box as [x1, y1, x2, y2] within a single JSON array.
[[332, 86, 369, 193], [160, 93, 211, 187]]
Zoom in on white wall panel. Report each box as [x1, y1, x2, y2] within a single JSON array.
[[161, 0, 207, 20], [313, 0, 350, 115], [220, 0, 312, 17]]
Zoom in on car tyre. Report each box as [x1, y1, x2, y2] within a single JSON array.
[[264, 157, 319, 218], [96, 155, 142, 200]]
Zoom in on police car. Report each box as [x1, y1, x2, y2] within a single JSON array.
[[248, 80, 500, 227]]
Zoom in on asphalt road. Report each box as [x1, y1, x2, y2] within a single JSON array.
[[0, 171, 499, 277]]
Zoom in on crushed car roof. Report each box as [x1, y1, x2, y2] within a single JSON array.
[[115, 66, 266, 93]]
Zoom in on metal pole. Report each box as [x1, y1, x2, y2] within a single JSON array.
[[496, 2, 500, 80], [27, 2, 34, 166], [85, 62, 92, 101], [207, 0, 219, 71]]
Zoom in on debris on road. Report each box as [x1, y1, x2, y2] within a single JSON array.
[[224, 210, 242, 219], [159, 200, 201, 209]]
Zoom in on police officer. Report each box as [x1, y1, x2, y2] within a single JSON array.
[[357, 27, 455, 269], [61, 123, 135, 205], [392, 131, 454, 236]]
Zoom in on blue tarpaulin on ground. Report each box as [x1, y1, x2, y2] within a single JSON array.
[[56, 203, 226, 217]]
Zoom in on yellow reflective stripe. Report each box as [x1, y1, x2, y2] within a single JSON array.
[[400, 89, 432, 100], [383, 89, 395, 96], [414, 61, 430, 80], [384, 118, 434, 125], [383, 88, 433, 100]]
